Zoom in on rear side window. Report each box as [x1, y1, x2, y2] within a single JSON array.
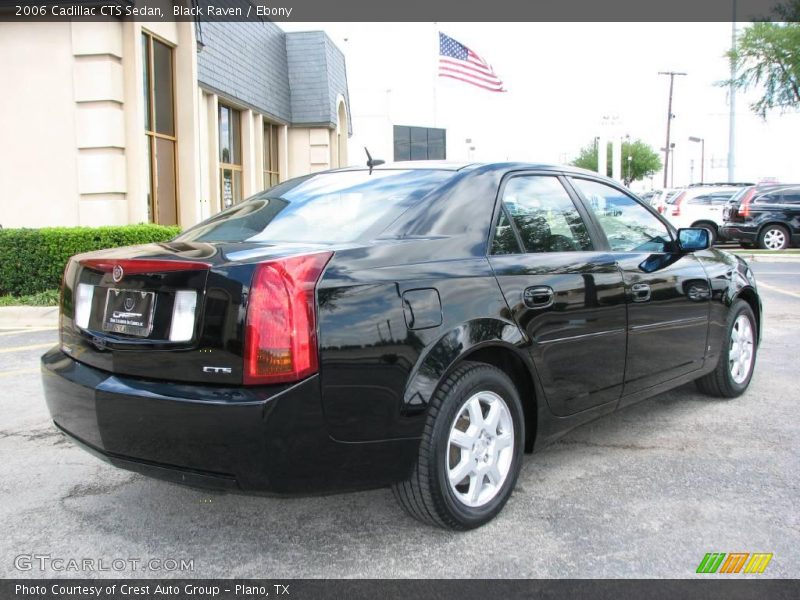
[[711, 192, 735, 205], [491, 210, 523, 255], [754, 193, 778, 205], [688, 195, 711, 205], [494, 176, 593, 253], [782, 189, 800, 204], [176, 170, 454, 243]]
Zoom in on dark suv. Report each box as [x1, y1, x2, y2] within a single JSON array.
[[722, 184, 800, 250]]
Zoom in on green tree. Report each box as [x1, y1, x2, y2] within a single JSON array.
[[723, 4, 800, 118], [570, 139, 662, 186]]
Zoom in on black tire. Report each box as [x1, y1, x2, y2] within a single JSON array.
[[757, 224, 789, 250], [695, 300, 757, 398], [694, 223, 717, 246], [392, 361, 524, 530]]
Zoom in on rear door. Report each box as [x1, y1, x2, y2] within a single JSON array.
[[488, 173, 627, 416], [753, 186, 800, 233], [568, 177, 711, 399]]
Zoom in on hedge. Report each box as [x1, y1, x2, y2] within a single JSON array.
[[0, 225, 181, 296]]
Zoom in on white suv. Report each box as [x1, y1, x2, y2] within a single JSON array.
[[664, 185, 747, 244]]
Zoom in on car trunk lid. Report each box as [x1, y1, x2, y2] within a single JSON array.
[[59, 241, 333, 385]]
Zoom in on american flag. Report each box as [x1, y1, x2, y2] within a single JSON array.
[[438, 32, 506, 93]]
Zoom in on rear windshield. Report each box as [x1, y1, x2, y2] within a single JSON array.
[[176, 169, 454, 244]]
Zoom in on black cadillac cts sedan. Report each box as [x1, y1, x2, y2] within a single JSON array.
[[42, 162, 761, 529]]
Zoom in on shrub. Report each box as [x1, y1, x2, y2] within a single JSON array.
[[0, 289, 60, 307], [0, 225, 180, 296]]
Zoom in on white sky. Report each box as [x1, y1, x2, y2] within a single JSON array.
[[281, 22, 800, 190]]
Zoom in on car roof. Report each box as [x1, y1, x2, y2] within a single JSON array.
[[754, 183, 800, 190], [334, 161, 476, 172], [334, 161, 601, 176], [679, 185, 742, 197]]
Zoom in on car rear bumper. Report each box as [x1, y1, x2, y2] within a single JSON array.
[[721, 226, 758, 243], [41, 347, 418, 494]]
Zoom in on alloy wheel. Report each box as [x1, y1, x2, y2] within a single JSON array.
[[729, 314, 755, 384], [762, 228, 787, 250], [447, 391, 515, 508]]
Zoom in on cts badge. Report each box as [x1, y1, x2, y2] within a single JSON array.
[[112, 264, 124, 282], [203, 366, 232, 374]]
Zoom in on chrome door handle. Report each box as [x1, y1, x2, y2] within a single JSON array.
[[631, 282, 651, 302], [523, 286, 554, 309]]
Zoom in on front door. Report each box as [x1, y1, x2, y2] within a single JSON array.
[[488, 174, 627, 416], [568, 178, 711, 399]]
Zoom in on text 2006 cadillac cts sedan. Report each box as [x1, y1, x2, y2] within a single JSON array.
[[42, 162, 761, 529]]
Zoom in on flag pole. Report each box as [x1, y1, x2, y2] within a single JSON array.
[[433, 24, 439, 128]]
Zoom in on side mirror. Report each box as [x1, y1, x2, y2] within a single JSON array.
[[677, 228, 710, 253]]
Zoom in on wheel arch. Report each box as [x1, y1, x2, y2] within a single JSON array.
[[459, 345, 538, 453], [402, 319, 539, 452], [757, 220, 790, 237], [734, 285, 762, 344], [691, 219, 719, 232]]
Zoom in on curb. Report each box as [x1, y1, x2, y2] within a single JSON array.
[[0, 306, 59, 329]]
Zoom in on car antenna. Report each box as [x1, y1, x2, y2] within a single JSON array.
[[365, 147, 384, 174]]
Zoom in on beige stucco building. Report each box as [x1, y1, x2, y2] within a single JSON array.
[[0, 19, 351, 229]]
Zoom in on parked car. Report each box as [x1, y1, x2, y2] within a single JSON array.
[[42, 163, 762, 529], [638, 190, 658, 206], [650, 188, 682, 215], [722, 183, 800, 250], [664, 183, 754, 245]]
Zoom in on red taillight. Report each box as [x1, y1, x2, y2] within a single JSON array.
[[671, 192, 686, 216], [79, 258, 211, 274], [243, 252, 333, 385], [739, 189, 756, 217]]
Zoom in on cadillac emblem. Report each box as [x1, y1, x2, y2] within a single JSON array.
[[112, 264, 124, 282]]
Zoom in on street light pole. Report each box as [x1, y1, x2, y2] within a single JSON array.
[[659, 71, 687, 188], [689, 136, 705, 184]]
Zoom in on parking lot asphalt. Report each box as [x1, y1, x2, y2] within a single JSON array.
[[0, 259, 798, 579]]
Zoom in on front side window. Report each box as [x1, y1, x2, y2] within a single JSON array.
[[571, 178, 672, 253], [218, 104, 242, 209], [495, 176, 593, 253]]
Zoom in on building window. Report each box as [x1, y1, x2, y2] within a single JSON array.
[[218, 103, 242, 209], [393, 125, 446, 161], [142, 32, 178, 225], [263, 121, 280, 189]]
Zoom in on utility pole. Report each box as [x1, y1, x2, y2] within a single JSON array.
[[728, 0, 738, 181], [658, 71, 686, 188]]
